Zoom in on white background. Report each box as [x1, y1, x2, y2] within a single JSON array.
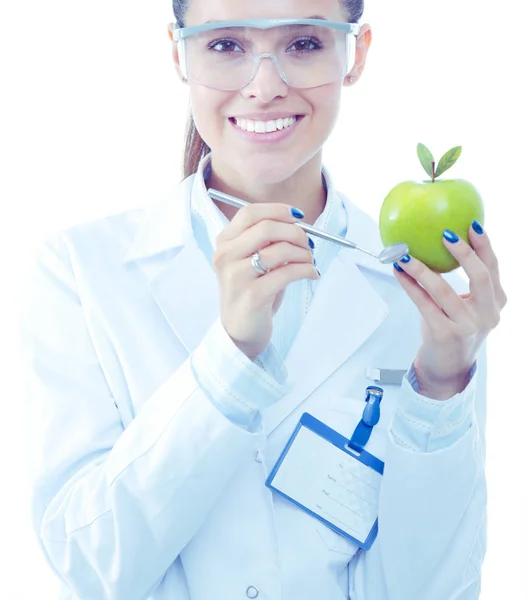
[[1, 0, 528, 598]]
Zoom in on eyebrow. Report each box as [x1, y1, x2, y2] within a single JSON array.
[[204, 15, 329, 24]]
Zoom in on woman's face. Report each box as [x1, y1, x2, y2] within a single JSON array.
[[168, 0, 371, 184]]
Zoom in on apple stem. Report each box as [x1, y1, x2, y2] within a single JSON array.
[[431, 161, 436, 183]]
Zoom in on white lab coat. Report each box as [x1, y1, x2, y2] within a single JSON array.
[[18, 171, 487, 600]]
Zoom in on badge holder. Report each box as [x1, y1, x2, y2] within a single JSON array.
[[265, 386, 385, 551]]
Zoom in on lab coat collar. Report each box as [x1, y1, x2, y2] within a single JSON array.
[[123, 154, 395, 437]]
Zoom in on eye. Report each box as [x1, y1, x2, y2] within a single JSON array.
[[208, 39, 244, 53], [288, 37, 323, 53]]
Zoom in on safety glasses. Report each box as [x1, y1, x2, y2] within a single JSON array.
[[171, 18, 361, 90]]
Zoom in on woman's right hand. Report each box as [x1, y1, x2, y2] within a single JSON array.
[[213, 203, 319, 360]]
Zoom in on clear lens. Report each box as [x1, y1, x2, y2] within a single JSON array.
[[182, 24, 355, 90]]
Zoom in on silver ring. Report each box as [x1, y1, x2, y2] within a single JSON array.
[[251, 251, 269, 276]]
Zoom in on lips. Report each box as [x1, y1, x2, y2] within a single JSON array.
[[229, 114, 304, 143]]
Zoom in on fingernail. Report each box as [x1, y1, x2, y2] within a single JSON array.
[[307, 235, 315, 249], [291, 207, 305, 219], [316, 268, 322, 277], [443, 229, 459, 243], [394, 262, 404, 272], [400, 254, 411, 264], [472, 220, 484, 235]]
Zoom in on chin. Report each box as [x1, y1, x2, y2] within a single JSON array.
[[231, 150, 316, 185]]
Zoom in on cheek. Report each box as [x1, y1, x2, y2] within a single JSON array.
[[189, 88, 228, 141], [312, 82, 342, 106], [306, 84, 342, 129]]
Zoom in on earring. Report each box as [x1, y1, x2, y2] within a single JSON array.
[[348, 75, 355, 83]]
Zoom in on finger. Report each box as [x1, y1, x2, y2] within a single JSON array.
[[221, 219, 311, 262], [466, 221, 508, 310], [254, 241, 315, 273], [216, 202, 306, 243], [254, 262, 320, 300], [393, 264, 453, 331], [396, 254, 474, 329], [441, 228, 499, 325], [226, 241, 315, 286]]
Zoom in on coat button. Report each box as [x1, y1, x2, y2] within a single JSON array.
[[246, 586, 259, 598], [254, 452, 262, 463]]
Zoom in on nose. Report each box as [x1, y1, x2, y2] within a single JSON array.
[[241, 54, 289, 95]]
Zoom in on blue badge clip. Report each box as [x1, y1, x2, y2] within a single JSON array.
[[347, 386, 384, 453]]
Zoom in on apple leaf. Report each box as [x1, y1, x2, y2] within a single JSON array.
[[417, 143, 435, 178], [435, 146, 462, 177]]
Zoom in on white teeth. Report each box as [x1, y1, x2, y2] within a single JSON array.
[[235, 116, 298, 133]]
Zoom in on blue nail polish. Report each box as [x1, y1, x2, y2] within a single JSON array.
[[291, 207, 305, 219], [400, 254, 411, 264], [316, 269, 322, 277], [472, 220, 484, 235], [443, 229, 459, 243], [394, 262, 404, 272], [308, 236, 315, 249]]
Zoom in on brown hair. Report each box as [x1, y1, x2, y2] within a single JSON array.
[[172, 0, 365, 180]]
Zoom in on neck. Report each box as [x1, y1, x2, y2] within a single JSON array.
[[205, 153, 328, 226]]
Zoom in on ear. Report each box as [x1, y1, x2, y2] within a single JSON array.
[[167, 23, 186, 81], [346, 23, 372, 85]]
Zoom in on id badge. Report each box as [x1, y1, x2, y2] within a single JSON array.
[[265, 387, 385, 551]]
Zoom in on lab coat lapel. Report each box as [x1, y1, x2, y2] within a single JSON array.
[[123, 177, 220, 354], [148, 240, 220, 353]]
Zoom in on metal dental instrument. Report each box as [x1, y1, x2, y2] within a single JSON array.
[[207, 188, 409, 265]]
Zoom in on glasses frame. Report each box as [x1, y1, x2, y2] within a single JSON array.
[[170, 18, 362, 90]]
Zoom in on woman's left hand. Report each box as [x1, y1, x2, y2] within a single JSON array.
[[393, 221, 508, 396]]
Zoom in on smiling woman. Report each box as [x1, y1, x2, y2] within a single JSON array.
[[16, 0, 504, 599]]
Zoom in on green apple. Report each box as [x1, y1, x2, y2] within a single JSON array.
[[379, 143, 485, 273]]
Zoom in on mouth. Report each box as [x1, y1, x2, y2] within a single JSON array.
[[229, 115, 305, 134]]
